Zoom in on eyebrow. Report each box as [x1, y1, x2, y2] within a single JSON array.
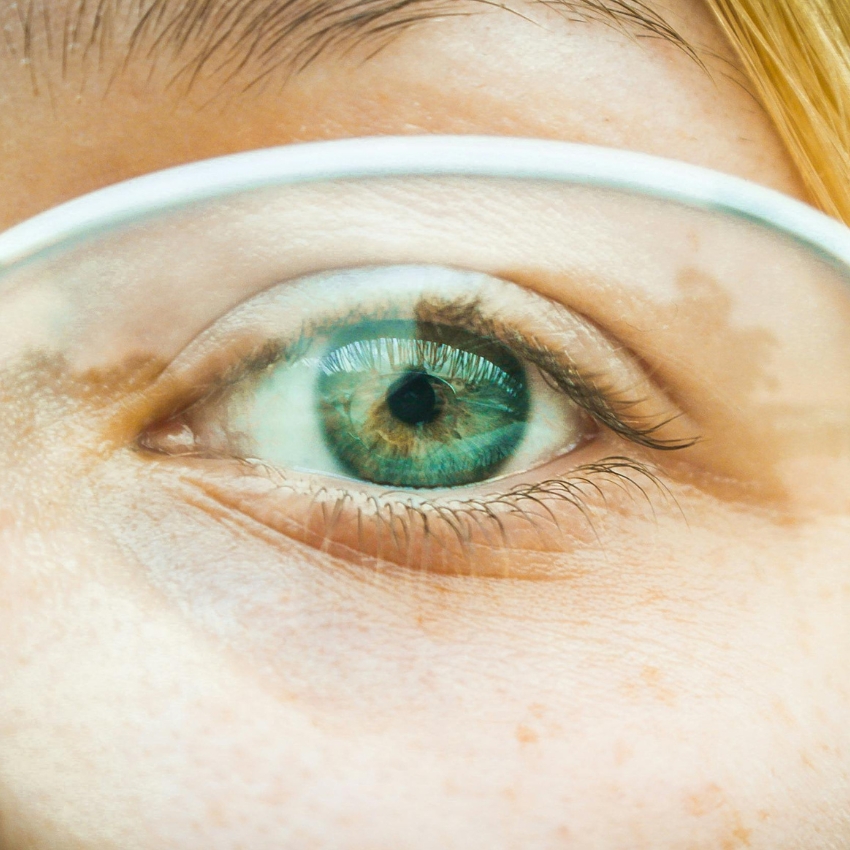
[[6, 0, 696, 96]]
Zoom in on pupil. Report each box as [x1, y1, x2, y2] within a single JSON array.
[[386, 371, 443, 426]]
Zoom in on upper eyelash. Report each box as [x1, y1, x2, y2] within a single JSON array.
[[413, 297, 699, 452], [164, 293, 699, 455], [516, 342, 698, 451]]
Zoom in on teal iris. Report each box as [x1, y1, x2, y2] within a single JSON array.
[[317, 321, 530, 488]]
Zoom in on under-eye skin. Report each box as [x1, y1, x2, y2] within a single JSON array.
[[137, 265, 699, 571]]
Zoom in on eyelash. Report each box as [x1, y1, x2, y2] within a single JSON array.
[[245, 456, 678, 561], [153, 296, 695, 451], [138, 289, 695, 570]]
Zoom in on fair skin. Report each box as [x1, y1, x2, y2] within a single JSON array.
[[1, 1, 849, 848]]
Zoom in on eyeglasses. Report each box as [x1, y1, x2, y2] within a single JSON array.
[[1, 136, 848, 566]]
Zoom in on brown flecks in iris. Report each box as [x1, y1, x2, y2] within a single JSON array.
[[362, 374, 462, 457]]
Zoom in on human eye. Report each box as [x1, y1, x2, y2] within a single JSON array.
[[136, 263, 696, 574]]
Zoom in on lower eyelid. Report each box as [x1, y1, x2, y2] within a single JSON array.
[[138, 434, 681, 578]]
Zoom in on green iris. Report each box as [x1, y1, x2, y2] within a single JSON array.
[[317, 321, 530, 488]]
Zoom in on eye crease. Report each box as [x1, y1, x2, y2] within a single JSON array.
[[137, 264, 699, 570]]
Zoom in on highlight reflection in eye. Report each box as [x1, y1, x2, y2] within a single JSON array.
[[139, 265, 698, 571]]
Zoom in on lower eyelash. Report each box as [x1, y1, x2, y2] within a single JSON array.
[[158, 452, 678, 577]]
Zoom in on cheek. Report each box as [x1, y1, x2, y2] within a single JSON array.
[[1, 467, 848, 849]]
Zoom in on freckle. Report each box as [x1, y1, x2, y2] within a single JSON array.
[[638, 588, 667, 607], [721, 823, 753, 849], [613, 739, 633, 766], [770, 697, 795, 728], [516, 724, 538, 744], [685, 783, 725, 817], [528, 702, 545, 718], [633, 664, 678, 705], [641, 665, 661, 684], [733, 825, 752, 845], [207, 802, 228, 828], [554, 825, 572, 843], [775, 513, 800, 528]]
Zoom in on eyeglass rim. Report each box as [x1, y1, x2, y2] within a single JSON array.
[[2, 135, 849, 271]]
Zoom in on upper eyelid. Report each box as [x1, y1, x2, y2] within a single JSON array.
[[135, 266, 699, 454]]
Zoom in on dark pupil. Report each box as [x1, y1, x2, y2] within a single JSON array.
[[386, 370, 444, 426]]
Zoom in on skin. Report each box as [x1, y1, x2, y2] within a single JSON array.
[[1, 1, 849, 848]]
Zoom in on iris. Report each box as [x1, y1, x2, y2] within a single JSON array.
[[317, 321, 531, 488]]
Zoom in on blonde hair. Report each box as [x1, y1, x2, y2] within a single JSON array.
[[705, 0, 850, 223]]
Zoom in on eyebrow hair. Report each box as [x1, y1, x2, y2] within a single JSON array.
[[5, 0, 697, 97]]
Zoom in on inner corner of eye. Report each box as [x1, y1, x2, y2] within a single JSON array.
[[136, 415, 197, 456]]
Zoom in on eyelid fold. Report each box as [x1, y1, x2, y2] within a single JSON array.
[[136, 265, 699, 456], [5, 153, 848, 475]]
